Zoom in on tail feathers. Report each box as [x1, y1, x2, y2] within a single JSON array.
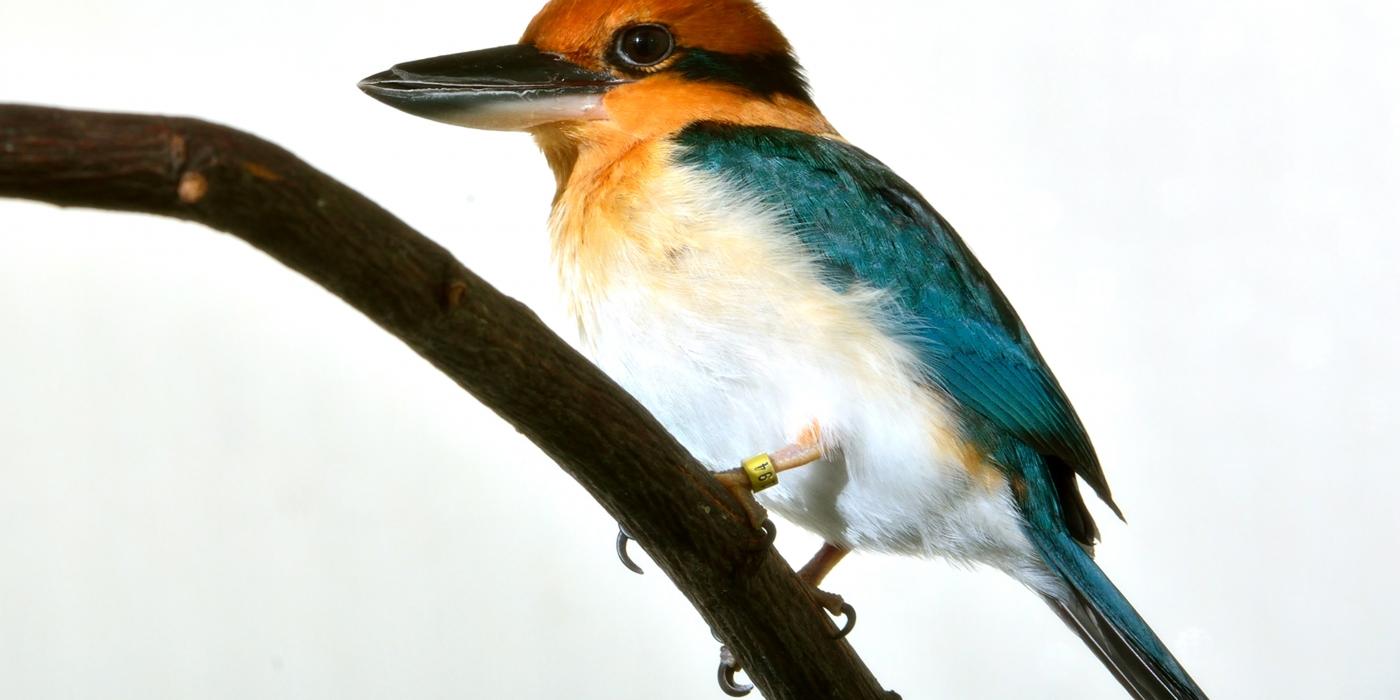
[[1040, 584, 1206, 700], [1023, 501, 1206, 700]]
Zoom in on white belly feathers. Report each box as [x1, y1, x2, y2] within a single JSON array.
[[550, 163, 1042, 575]]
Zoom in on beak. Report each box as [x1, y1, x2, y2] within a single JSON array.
[[358, 44, 623, 131]]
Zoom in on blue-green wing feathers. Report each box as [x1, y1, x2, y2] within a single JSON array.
[[675, 122, 1122, 540]]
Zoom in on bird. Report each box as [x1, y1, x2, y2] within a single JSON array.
[[358, 1, 1208, 697]]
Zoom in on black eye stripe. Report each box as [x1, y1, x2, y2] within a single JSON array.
[[611, 24, 675, 70], [602, 23, 813, 106]]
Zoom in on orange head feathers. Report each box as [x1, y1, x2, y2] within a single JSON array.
[[522, 0, 795, 72]]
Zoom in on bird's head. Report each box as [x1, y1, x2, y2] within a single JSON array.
[[359, 0, 832, 181]]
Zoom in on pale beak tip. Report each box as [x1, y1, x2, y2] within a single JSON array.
[[357, 70, 391, 95]]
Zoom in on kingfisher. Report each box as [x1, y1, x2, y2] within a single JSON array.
[[358, 1, 1208, 697]]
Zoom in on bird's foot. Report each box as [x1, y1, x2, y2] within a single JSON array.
[[618, 455, 778, 576], [616, 519, 773, 575], [717, 645, 753, 697], [797, 541, 856, 638], [709, 586, 850, 696], [714, 432, 821, 532], [714, 468, 771, 532]]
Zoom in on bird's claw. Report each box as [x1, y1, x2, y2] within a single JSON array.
[[717, 645, 752, 697], [615, 523, 644, 575], [758, 518, 777, 549], [615, 518, 772, 573], [806, 586, 857, 639], [632, 509, 775, 697], [621, 521, 771, 577]]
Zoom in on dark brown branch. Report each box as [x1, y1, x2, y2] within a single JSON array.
[[0, 104, 895, 699]]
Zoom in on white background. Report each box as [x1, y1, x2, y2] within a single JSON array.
[[2, 0, 1397, 697]]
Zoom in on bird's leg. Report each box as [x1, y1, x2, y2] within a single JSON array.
[[616, 426, 820, 574], [708, 425, 841, 695], [715, 428, 860, 636], [798, 542, 857, 638], [713, 423, 824, 530]]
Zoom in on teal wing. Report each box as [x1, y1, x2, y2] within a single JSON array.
[[675, 122, 1122, 542]]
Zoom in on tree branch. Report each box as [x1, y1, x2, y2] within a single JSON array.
[[0, 104, 896, 699]]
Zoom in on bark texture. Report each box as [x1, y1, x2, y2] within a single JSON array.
[[0, 104, 897, 700]]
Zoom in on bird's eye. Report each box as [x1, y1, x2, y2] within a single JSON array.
[[614, 24, 674, 68]]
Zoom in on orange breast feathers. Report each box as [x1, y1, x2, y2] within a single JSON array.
[[546, 137, 672, 312]]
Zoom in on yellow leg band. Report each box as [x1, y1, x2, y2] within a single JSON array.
[[742, 453, 778, 492]]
